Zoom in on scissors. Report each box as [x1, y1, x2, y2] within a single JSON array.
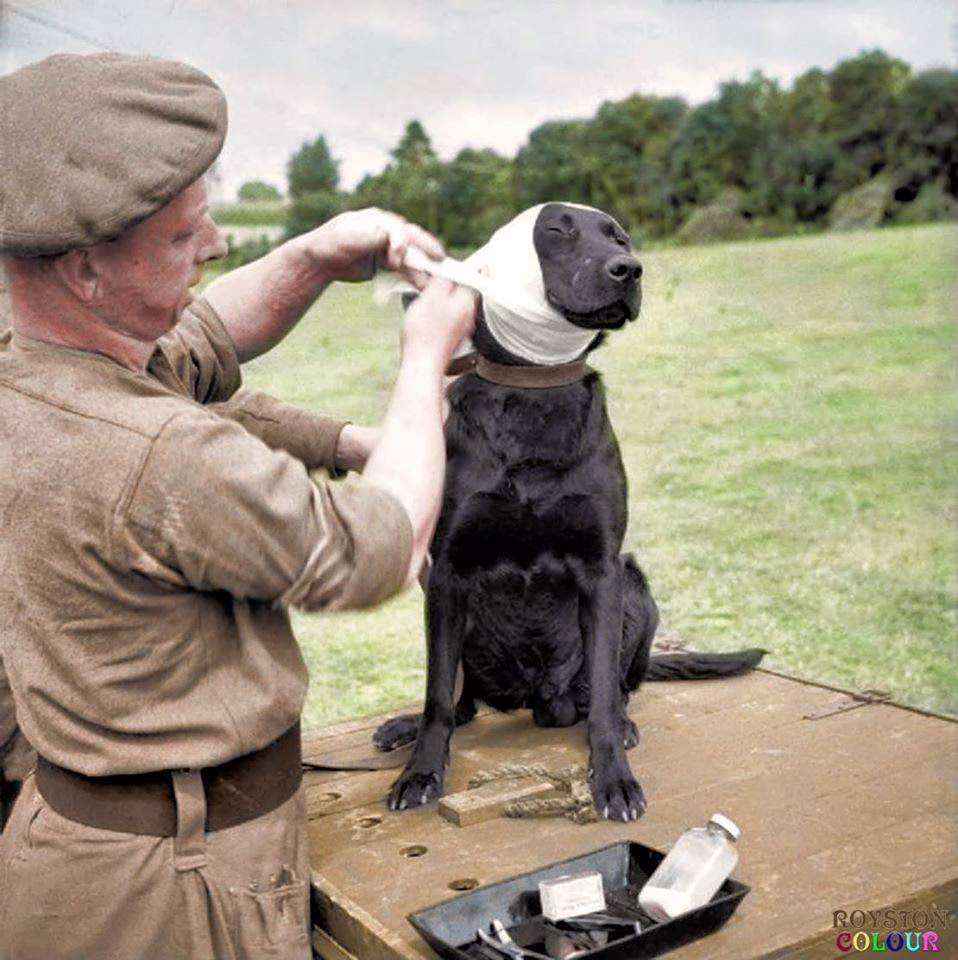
[[475, 921, 556, 960]]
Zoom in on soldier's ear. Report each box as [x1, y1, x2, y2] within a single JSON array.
[[50, 249, 100, 304]]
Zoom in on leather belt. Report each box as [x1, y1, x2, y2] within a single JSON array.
[[447, 352, 590, 388], [35, 722, 302, 837]]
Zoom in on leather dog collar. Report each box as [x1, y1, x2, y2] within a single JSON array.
[[446, 352, 590, 388]]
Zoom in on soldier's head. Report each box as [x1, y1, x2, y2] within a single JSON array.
[[0, 53, 229, 350]]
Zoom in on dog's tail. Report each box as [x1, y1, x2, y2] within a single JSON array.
[[644, 648, 767, 681]]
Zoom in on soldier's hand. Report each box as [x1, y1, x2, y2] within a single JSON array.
[[298, 208, 443, 288], [401, 278, 477, 370]]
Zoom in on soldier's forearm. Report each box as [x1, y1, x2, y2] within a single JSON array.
[[362, 350, 447, 586], [203, 237, 331, 363]]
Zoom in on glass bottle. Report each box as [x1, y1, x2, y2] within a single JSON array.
[[638, 813, 740, 922]]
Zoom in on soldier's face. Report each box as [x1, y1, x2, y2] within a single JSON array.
[[88, 180, 228, 342]]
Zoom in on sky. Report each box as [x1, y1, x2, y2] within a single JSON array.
[[2, 1, 955, 201]]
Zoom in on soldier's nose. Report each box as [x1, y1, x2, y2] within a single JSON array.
[[604, 255, 643, 284]]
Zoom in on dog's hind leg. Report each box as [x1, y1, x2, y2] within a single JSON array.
[[621, 555, 659, 690], [532, 691, 578, 728], [372, 713, 419, 753], [613, 556, 659, 750]]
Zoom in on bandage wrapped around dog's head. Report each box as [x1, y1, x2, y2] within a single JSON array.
[[376, 203, 600, 365]]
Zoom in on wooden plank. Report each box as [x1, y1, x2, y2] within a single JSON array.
[[670, 813, 958, 960], [759, 879, 958, 960], [303, 704, 494, 757], [312, 926, 360, 960], [309, 775, 958, 960], [300, 672, 789, 818], [438, 777, 555, 826], [304, 687, 954, 861], [300, 671, 848, 820], [312, 728, 956, 944], [299, 669, 809, 778], [307, 671, 958, 960], [311, 869, 421, 960]]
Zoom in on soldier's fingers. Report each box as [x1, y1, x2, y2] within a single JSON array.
[[403, 223, 444, 261], [382, 224, 410, 273], [421, 276, 455, 298], [403, 267, 432, 291]]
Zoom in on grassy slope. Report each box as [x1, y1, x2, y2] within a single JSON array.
[[240, 223, 957, 725]]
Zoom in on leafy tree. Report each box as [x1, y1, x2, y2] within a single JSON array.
[[824, 50, 911, 184], [894, 69, 958, 198], [391, 120, 437, 166], [277, 49, 953, 248], [354, 121, 443, 234], [755, 135, 843, 223], [782, 68, 831, 137], [585, 94, 688, 236], [751, 67, 844, 223], [284, 190, 342, 240], [284, 135, 342, 238], [237, 180, 282, 203], [438, 148, 517, 247], [515, 120, 595, 208], [287, 135, 340, 198], [669, 72, 783, 217]]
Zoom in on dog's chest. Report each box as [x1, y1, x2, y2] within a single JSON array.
[[436, 376, 626, 568], [448, 376, 601, 472]]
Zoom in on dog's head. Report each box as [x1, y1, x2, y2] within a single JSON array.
[[385, 201, 642, 366], [533, 203, 642, 330]]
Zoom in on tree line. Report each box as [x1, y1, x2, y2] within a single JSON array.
[[267, 50, 956, 249]]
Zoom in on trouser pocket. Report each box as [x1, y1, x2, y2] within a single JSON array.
[[229, 865, 310, 960]]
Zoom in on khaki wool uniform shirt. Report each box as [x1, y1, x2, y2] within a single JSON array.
[[0, 298, 413, 776]]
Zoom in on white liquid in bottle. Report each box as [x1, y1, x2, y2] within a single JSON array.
[[638, 813, 740, 922]]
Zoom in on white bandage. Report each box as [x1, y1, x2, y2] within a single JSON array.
[[375, 203, 601, 365]]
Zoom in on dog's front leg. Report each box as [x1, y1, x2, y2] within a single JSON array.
[[582, 558, 647, 821], [387, 564, 464, 810]]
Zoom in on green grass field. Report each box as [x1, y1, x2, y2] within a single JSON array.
[[212, 200, 287, 227], [238, 223, 957, 726]]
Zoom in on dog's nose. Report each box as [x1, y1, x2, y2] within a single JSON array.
[[604, 254, 643, 284]]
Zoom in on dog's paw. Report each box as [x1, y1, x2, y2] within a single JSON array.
[[589, 750, 647, 821], [622, 719, 640, 750], [373, 714, 420, 752], [387, 769, 444, 811]]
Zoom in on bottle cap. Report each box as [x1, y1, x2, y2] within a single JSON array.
[[709, 813, 740, 840]]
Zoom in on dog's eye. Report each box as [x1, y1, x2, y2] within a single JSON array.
[[547, 226, 570, 237]]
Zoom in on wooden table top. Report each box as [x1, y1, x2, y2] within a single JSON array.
[[304, 669, 958, 960]]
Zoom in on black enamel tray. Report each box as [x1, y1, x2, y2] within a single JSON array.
[[407, 840, 749, 960]]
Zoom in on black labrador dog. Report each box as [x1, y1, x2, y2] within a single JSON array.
[[377, 203, 764, 821]]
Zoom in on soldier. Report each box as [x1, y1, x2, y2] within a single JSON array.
[[0, 53, 475, 959]]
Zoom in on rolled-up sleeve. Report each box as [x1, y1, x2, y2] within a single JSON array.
[[211, 390, 350, 477], [155, 296, 242, 403], [116, 411, 412, 612]]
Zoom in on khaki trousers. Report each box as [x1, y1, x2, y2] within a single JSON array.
[[0, 773, 311, 960]]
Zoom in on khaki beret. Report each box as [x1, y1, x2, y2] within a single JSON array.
[[0, 52, 227, 257]]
